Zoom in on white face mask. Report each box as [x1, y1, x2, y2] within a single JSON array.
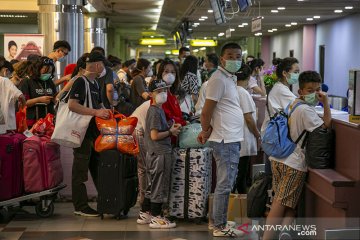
[[162, 73, 175, 86], [147, 69, 153, 77], [155, 92, 167, 104], [99, 67, 106, 78]]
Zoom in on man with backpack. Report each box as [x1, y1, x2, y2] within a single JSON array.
[[263, 71, 331, 240]]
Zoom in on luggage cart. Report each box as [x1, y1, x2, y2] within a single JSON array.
[[0, 183, 66, 220]]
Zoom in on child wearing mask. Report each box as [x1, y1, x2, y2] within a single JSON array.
[[263, 71, 331, 240], [137, 79, 181, 229]]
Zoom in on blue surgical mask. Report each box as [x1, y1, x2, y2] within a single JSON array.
[[224, 60, 242, 73], [40, 73, 51, 81], [304, 92, 319, 106], [58, 56, 66, 63], [287, 72, 299, 85]]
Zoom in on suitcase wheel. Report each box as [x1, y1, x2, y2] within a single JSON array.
[[35, 201, 54, 218]]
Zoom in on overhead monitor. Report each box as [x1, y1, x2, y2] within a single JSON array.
[[210, 0, 226, 25], [237, 0, 252, 12]]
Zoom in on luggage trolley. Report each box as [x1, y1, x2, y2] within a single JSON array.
[[0, 183, 66, 220]]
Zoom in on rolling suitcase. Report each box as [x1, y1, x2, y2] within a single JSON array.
[[22, 135, 63, 193], [169, 147, 212, 221], [0, 132, 26, 201], [97, 150, 138, 219]]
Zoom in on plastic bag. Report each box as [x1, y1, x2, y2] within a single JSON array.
[[95, 112, 138, 155], [30, 113, 55, 137], [16, 107, 28, 133], [179, 123, 209, 148]]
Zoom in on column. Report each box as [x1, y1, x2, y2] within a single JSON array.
[[84, 16, 107, 54]]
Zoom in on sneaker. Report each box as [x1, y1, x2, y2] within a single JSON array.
[[149, 216, 176, 229], [136, 211, 152, 225], [213, 226, 245, 237], [209, 221, 237, 230], [74, 206, 99, 217]]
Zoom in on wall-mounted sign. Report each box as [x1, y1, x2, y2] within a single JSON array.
[[252, 17, 262, 33], [190, 40, 218, 47], [4, 34, 44, 61]]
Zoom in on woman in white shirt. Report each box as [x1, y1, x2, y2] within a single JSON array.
[[261, 57, 300, 175], [234, 64, 261, 193], [247, 58, 266, 96]]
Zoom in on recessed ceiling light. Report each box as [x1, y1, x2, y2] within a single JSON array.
[[201, 16, 208, 19], [272, 28, 278, 31], [334, 10, 343, 13], [345, 6, 353, 10], [271, 10, 279, 13], [291, 22, 297, 25], [268, 30, 273, 33], [307, 18, 314, 21], [193, 49, 199, 53], [254, 33, 263, 36], [278, 7, 286, 10], [285, 24, 291, 27], [199, 18, 205, 21], [148, 45, 152, 48], [238, 25, 244, 28], [218, 32, 225, 36], [194, 22, 200, 25], [200, 47, 206, 51], [230, 28, 235, 31], [150, 36, 154, 38], [313, 16, 321, 19], [204, 37, 207, 39], [242, 23, 248, 26], [208, 9, 214, 13], [297, 0, 304, 1]]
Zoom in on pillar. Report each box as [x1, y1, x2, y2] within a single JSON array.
[[84, 16, 107, 54]]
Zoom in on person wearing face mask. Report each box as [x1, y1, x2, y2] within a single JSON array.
[[247, 58, 266, 96], [130, 58, 152, 108], [263, 71, 331, 240], [195, 53, 219, 117], [158, 59, 186, 126], [48, 40, 72, 86], [260, 57, 300, 175], [67, 51, 111, 217], [197, 43, 245, 238], [137, 79, 181, 229], [89, 47, 115, 110], [18, 57, 57, 128]]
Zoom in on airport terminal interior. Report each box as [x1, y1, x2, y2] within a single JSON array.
[[0, 0, 360, 239]]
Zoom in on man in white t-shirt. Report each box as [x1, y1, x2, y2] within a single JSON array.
[[0, 76, 26, 134], [263, 71, 331, 240], [130, 100, 151, 204], [198, 43, 245, 238]]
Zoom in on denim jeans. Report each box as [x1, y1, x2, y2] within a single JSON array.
[[210, 141, 241, 228]]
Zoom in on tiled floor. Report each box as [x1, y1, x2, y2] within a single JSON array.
[[0, 202, 257, 240]]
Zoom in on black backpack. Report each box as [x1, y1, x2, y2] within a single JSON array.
[[247, 172, 272, 218]]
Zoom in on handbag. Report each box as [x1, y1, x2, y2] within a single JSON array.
[[51, 77, 93, 148], [94, 112, 139, 155]]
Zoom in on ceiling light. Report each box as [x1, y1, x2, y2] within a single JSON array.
[[285, 24, 291, 27], [334, 10, 343, 13], [218, 32, 225, 36], [345, 6, 353, 10], [278, 7, 286, 10], [272, 28, 278, 31], [201, 16, 208, 19], [271, 10, 279, 13], [199, 18, 205, 21], [242, 23, 248, 26], [254, 33, 263, 36], [150, 36, 154, 38], [193, 49, 199, 53], [194, 22, 200, 25], [165, 50, 171, 55], [208, 9, 214, 13], [307, 18, 313, 21], [291, 22, 297, 25], [204, 37, 207, 39], [199, 47, 206, 51], [313, 16, 320, 19], [230, 28, 235, 32], [238, 25, 244, 28], [268, 30, 273, 33], [148, 45, 152, 48], [297, 0, 304, 1]]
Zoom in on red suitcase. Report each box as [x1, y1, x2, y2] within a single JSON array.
[[0, 132, 26, 201], [23, 135, 63, 193]]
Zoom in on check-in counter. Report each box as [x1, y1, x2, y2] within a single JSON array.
[[305, 111, 360, 239]]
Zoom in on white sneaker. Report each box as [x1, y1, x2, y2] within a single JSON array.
[[213, 226, 245, 237], [208, 221, 237, 230], [149, 216, 176, 229], [136, 211, 151, 224]]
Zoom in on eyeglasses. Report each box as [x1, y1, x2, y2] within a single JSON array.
[[43, 58, 54, 66]]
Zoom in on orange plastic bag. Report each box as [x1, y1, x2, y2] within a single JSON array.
[[95, 112, 139, 155], [30, 113, 55, 137], [16, 107, 28, 133]]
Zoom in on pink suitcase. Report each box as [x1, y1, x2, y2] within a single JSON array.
[[23, 135, 63, 193], [0, 132, 26, 201]]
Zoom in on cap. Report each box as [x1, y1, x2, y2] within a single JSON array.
[[86, 51, 112, 66], [148, 79, 169, 92]]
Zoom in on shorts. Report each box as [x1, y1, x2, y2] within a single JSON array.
[[271, 160, 307, 209]]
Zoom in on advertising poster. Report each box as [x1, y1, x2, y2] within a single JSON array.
[[4, 34, 44, 61]]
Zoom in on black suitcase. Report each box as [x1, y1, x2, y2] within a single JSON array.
[[97, 150, 138, 219]]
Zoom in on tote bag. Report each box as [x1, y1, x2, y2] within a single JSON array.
[[51, 77, 93, 148]]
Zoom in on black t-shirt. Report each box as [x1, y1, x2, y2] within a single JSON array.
[[97, 66, 114, 109], [19, 77, 57, 125], [69, 76, 102, 110], [130, 75, 148, 108]]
